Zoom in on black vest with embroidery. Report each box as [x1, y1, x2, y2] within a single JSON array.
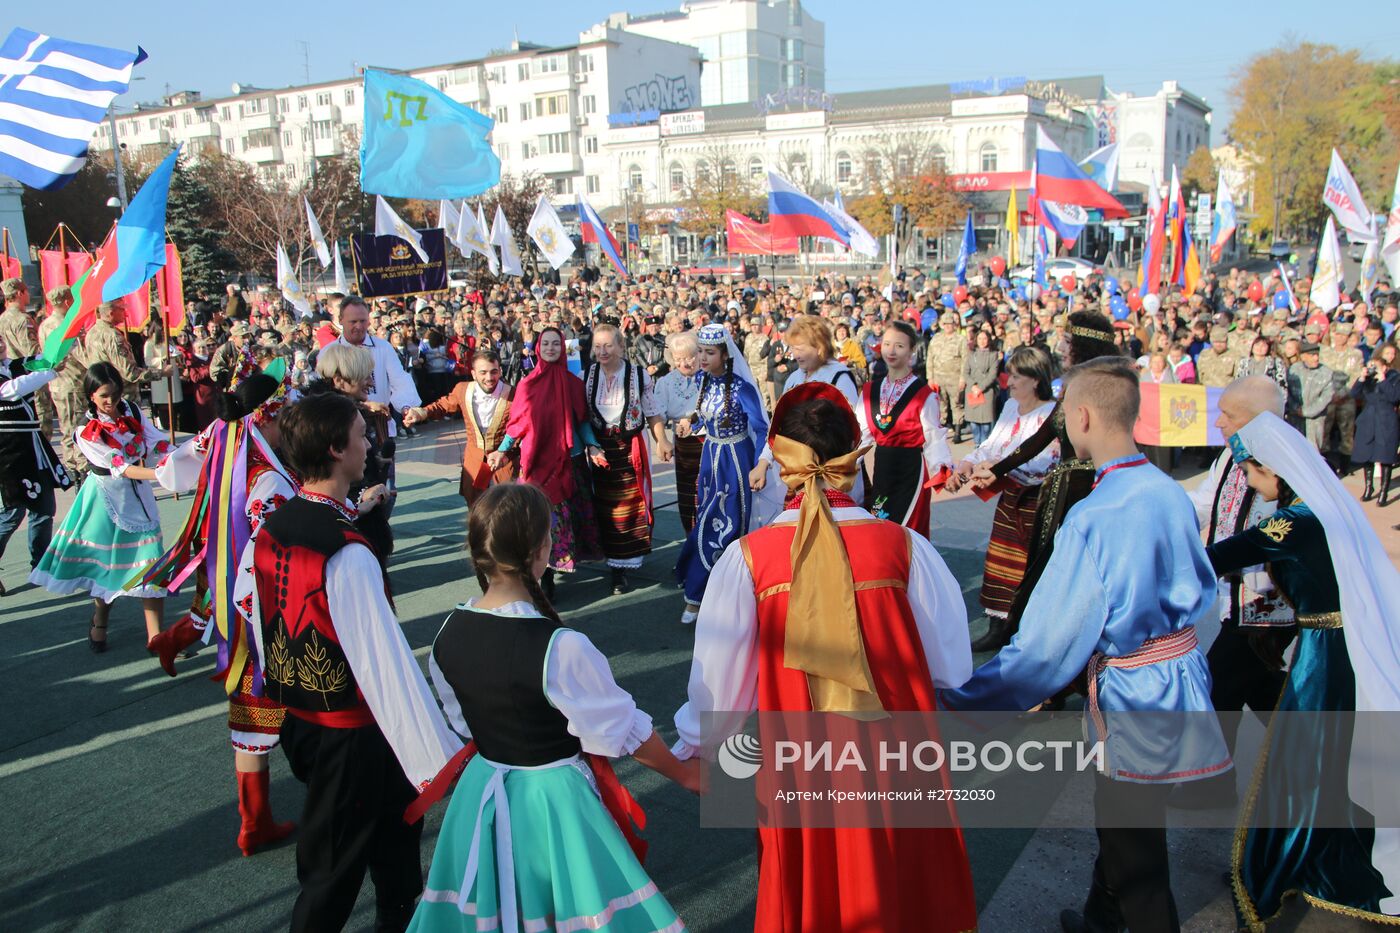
[[432, 608, 581, 766], [254, 495, 375, 717]]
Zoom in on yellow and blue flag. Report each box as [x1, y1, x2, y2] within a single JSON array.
[[360, 68, 500, 200]]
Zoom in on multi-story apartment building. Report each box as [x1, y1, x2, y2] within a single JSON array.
[[90, 26, 702, 210], [1109, 80, 1212, 190], [606, 0, 824, 106]]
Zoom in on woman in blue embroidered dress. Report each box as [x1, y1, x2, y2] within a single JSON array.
[[673, 324, 772, 625]]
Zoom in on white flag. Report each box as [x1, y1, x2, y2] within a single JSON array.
[[527, 195, 576, 269], [477, 203, 500, 276], [456, 202, 495, 265], [304, 198, 331, 269], [1382, 163, 1400, 288], [332, 246, 350, 295], [438, 199, 462, 245], [1359, 237, 1380, 306], [277, 241, 312, 318], [1310, 217, 1343, 312], [374, 194, 429, 263], [1323, 149, 1376, 244], [490, 205, 523, 277], [821, 198, 880, 258]]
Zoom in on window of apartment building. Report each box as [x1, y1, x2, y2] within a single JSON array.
[[278, 98, 289, 114], [148, 117, 158, 130], [518, 63, 530, 81], [669, 163, 685, 193], [118, 122, 127, 136], [628, 164, 643, 189], [285, 163, 297, 179], [195, 108, 213, 124], [781, 38, 804, 61], [553, 177, 572, 196], [586, 175, 600, 194], [532, 56, 563, 76], [490, 65, 507, 84], [437, 75, 449, 91], [578, 53, 594, 73], [521, 141, 536, 160], [789, 0, 803, 24], [781, 64, 804, 88], [221, 106, 231, 120], [584, 136, 598, 155], [540, 132, 570, 155], [283, 130, 292, 146], [695, 160, 711, 183], [246, 128, 277, 150], [316, 91, 332, 107], [721, 158, 738, 182], [534, 94, 568, 117], [836, 152, 853, 184], [979, 143, 998, 172], [297, 95, 307, 111], [183, 112, 192, 127], [720, 31, 749, 56], [519, 103, 530, 122], [224, 139, 234, 154], [494, 106, 509, 124], [450, 67, 476, 86], [313, 121, 335, 140], [582, 95, 596, 115], [748, 157, 764, 179], [344, 88, 355, 106]]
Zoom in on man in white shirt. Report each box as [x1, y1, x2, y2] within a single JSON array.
[[332, 296, 420, 435]]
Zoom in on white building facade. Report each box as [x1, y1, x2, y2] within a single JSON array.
[[607, 0, 824, 106], [91, 27, 702, 210], [1111, 80, 1211, 189]]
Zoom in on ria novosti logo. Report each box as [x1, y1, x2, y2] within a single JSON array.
[[717, 733, 763, 780]]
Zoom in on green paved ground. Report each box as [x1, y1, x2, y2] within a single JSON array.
[[0, 422, 1085, 932]]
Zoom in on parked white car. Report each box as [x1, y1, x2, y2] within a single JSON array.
[[1009, 257, 1098, 281]]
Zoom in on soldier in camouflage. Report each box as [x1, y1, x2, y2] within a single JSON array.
[[1195, 326, 1237, 388], [35, 287, 90, 479], [1320, 322, 1364, 473], [1287, 341, 1335, 449], [0, 279, 56, 435], [84, 301, 166, 403], [925, 310, 967, 442]]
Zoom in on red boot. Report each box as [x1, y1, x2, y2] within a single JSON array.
[[236, 769, 296, 856], [146, 617, 200, 677]]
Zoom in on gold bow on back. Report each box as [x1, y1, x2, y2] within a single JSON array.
[[771, 435, 885, 718]]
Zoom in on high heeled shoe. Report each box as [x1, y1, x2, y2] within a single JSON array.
[[88, 619, 108, 654]]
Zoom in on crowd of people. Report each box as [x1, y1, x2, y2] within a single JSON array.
[[1, 253, 1399, 933]]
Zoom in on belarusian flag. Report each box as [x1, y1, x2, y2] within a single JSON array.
[[34, 232, 118, 370]]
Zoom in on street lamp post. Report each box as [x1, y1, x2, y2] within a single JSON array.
[[107, 107, 129, 213]]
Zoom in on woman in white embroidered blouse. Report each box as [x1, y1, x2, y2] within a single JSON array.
[[946, 346, 1060, 627]]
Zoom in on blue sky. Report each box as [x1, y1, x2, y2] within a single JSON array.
[[13, 1, 1399, 133]]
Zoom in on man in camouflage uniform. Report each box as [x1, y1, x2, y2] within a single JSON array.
[[1320, 322, 1364, 474], [1195, 326, 1237, 388], [85, 301, 164, 403], [210, 321, 254, 389], [0, 279, 57, 435], [743, 317, 773, 411], [35, 287, 90, 478], [926, 310, 967, 442]]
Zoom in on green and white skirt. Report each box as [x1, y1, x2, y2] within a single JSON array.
[[29, 477, 166, 603], [409, 753, 684, 933]]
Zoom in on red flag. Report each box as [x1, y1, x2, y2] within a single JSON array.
[[121, 282, 152, 331], [725, 210, 799, 255], [1, 228, 21, 280], [38, 250, 95, 309], [155, 243, 185, 333]]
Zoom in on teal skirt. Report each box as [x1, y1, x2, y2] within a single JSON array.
[[1232, 628, 1394, 929], [410, 754, 683, 933], [29, 478, 166, 603]]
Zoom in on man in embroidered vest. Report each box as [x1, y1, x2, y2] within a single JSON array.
[[1175, 375, 1294, 810], [673, 382, 978, 933], [941, 357, 1230, 933], [402, 349, 516, 505], [242, 391, 462, 932]]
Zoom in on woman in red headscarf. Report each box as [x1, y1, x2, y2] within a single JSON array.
[[487, 326, 602, 596]]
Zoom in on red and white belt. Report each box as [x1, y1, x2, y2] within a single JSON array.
[[1087, 625, 1198, 740]]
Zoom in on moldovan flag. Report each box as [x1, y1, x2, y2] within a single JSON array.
[[1135, 383, 1224, 448]]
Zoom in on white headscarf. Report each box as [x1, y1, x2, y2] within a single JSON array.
[[1236, 411, 1400, 911]]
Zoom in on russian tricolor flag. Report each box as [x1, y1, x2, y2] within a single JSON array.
[[767, 172, 850, 246], [1034, 127, 1127, 219], [577, 196, 629, 278]]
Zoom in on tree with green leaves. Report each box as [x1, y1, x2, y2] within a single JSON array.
[[1181, 145, 1218, 200]]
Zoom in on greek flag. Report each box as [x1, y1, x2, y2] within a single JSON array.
[[0, 28, 143, 190]]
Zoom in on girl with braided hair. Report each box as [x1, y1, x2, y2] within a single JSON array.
[[411, 483, 703, 933]]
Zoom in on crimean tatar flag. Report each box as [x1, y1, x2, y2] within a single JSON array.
[[1135, 383, 1224, 448]]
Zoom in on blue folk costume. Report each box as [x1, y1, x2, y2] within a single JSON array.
[[675, 324, 771, 606], [941, 453, 1229, 933], [1214, 414, 1400, 929]]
